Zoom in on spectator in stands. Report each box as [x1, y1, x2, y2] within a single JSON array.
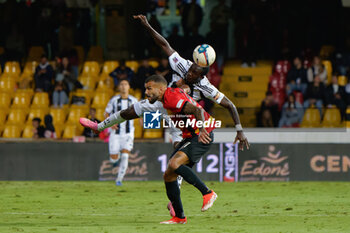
[[34, 55, 54, 92], [181, 0, 203, 38], [109, 60, 134, 87], [52, 77, 69, 108], [32, 118, 45, 139], [286, 56, 308, 95], [209, 0, 232, 69], [307, 56, 327, 84], [167, 25, 185, 55], [257, 91, 279, 127], [156, 57, 172, 83], [132, 58, 155, 97], [56, 56, 78, 92], [83, 108, 101, 138], [278, 93, 304, 128], [325, 74, 346, 119], [44, 114, 56, 139], [303, 75, 325, 115]]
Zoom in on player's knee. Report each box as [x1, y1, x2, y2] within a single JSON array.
[[168, 159, 180, 171], [109, 154, 119, 163], [163, 170, 176, 182]]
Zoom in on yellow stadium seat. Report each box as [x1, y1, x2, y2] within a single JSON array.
[[16, 88, 34, 97], [129, 88, 142, 100], [338, 76, 347, 86], [87, 46, 104, 64], [32, 92, 49, 108], [62, 124, 79, 139], [78, 76, 97, 89], [50, 108, 68, 124], [74, 46, 85, 69], [0, 46, 4, 55], [22, 124, 34, 138], [2, 125, 22, 138], [12, 92, 32, 108], [28, 46, 45, 61], [91, 92, 112, 108], [66, 107, 89, 124], [149, 60, 159, 68], [7, 109, 28, 124], [102, 61, 119, 74], [125, 60, 139, 72], [134, 118, 142, 138], [95, 108, 106, 121], [26, 108, 49, 124], [322, 108, 342, 127], [96, 76, 114, 90], [4, 61, 21, 77], [54, 123, 64, 139], [0, 92, 11, 108], [322, 60, 332, 84], [71, 89, 94, 106], [320, 45, 335, 58], [301, 108, 321, 128], [23, 61, 38, 75], [143, 129, 163, 138], [81, 61, 100, 77], [0, 78, 16, 93], [0, 108, 8, 125]]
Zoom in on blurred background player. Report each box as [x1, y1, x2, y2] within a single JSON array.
[[104, 79, 138, 186]]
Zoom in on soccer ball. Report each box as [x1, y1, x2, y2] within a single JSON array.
[[193, 44, 216, 67]]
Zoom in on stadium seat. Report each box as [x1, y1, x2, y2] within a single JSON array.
[[301, 108, 321, 127], [32, 92, 49, 108], [26, 108, 49, 124], [3, 61, 21, 77], [96, 76, 114, 90], [54, 123, 64, 139], [0, 92, 11, 108], [2, 124, 22, 138], [338, 76, 347, 86], [322, 108, 342, 127], [23, 61, 38, 76], [91, 92, 112, 108], [143, 129, 163, 138], [74, 46, 85, 69], [320, 45, 335, 58], [149, 60, 159, 68], [12, 92, 32, 108], [0, 108, 8, 125], [28, 46, 45, 61], [129, 88, 142, 100], [7, 109, 28, 124], [322, 60, 332, 84], [81, 61, 100, 77], [62, 124, 79, 139], [87, 46, 104, 64], [95, 108, 106, 121], [71, 89, 93, 106], [16, 88, 34, 97], [0, 78, 16, 93], [125, 60, 139, 72], [66, 107, 89, 124], [102, 61, 119, 75], [50, 108, 68, 124], [22, 124, 34, 138], [78, 76, 97, 89]]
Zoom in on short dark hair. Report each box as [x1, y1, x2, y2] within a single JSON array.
[[145, 75, 168, 86], [32, 117, 41, 123]]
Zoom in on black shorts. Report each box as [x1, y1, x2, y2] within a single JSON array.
[[170, 132, 214, 167]]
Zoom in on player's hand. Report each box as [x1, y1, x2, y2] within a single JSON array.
[[198, 128, 211, 144], [234, 131, 250, 151], [133, 15, 150, 27], [111, 124, 119, 130]]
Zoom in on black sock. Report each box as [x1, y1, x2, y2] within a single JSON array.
[[165, 181, 185, 219], [175, 165, 212, 196]]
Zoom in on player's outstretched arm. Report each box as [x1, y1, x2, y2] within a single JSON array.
[[97, 106, 139, 131], [182, 102, 212, 144], [219, 97, 250, 151], [133, 15, 175, 56]]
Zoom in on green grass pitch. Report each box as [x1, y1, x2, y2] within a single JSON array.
[[1, 181, 349, 233]]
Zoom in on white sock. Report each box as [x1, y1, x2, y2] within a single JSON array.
[[98, 112, 126, 131], [177, 176, 183, 188], [117, 153, 129, 182]]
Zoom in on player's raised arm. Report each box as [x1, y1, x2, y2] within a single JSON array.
[[220, 97, 250, 151], [133, 14, 175, 56], [181, 102, 212, 144]]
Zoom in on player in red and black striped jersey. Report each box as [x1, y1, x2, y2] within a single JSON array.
[[145, 75, 218, 224]]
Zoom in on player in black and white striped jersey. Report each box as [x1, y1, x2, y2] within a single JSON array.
[[105, 79, 138, 186]]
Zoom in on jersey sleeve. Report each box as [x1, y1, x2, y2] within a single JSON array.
[[168, 52, 192, 78], [163, 89, 187, 113], [105, 96, 116, 114], [194, 77, 225, 104]]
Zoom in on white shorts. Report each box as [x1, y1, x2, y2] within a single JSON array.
[[108, 133, 134, 155]]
